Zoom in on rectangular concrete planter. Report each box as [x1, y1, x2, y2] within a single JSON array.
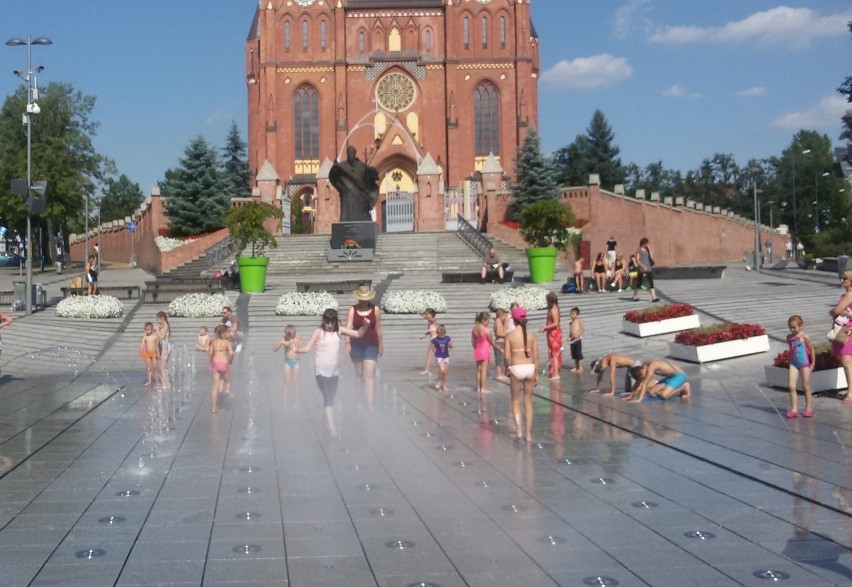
[[622, 314, 700, 337], [764, 366, 847, 392], [668, 335, 770, 363]]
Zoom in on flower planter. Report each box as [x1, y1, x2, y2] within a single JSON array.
[[526, 247, 558, 284], [764, 366, 847, 393], [237, 256, 269, 293], [622, 314, 700, 337], [668, 335, 769, 363]]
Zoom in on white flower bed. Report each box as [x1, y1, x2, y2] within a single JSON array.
[[276, 292, 338, 316], [489, 287, 549, 311], [169, 293, 232, 318], [56, 295, 124, 318], [382, 290, 447, 314], [155, 235, 197, 253]]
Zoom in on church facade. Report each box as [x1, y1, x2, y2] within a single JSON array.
[[245, 0, 539, 233]]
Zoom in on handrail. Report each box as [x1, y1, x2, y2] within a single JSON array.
[[205, 237, 239, 269], [456, 214, 492, 257]]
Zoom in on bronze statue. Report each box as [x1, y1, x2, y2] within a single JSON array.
[[329, 146, 380, 223]]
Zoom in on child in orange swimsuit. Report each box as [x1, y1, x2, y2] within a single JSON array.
[[209, 325, 234, 413], [139, 322, 160, 387]]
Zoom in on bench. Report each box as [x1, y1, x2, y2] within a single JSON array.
[[146, 277, 225, 290], [442, 265, 515, 284], [652, 266, 726, 279], [143, 283, 225, 303], [295, 279, 371, 294], [61, 285, 142, 299]]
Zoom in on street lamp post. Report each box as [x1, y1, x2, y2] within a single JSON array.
[[814, 171, 830, 233], [6, 35, 52, 316], [752, 181, 762, 270]]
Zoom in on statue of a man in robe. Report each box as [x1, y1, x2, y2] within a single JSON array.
[[329, 146, 380, 222]]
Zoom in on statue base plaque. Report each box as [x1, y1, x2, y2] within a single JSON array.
[[327, 221, 377, 262]]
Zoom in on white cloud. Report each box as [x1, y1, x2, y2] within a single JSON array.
[[650, 6, 852, 48], [734, 86, 767, 98], [613, 0, 653, 40], [541, 54, 633, 90], [772, 94, 848, 129], [205, 109, 232, 127], [662, 84, 701, 99]]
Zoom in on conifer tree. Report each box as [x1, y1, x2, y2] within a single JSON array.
[[161, 135, 228, 236], [221, 121, 250, 198], [511, 128, 560, 208]]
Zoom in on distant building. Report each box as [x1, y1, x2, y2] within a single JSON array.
[[245, 0, 539, 233]]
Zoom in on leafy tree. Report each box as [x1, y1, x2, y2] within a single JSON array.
[[221, 121, 250, 198], [553, 110, 624, 189], [161, 135, 228, 236], [0, 82, 108, 260], [100, 174, 143, 223], [839, 21, 852, 143], [512, 128, 560, 208]]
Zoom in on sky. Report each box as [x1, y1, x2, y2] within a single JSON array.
[[0, 0, 849, 195]]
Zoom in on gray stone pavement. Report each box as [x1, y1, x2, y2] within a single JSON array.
[[0, 261, 851, 585]]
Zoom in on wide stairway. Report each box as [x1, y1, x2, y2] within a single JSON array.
[[265, 231, 527, 276]]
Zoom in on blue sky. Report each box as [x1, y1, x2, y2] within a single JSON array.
[[1, 1, 849, 194]]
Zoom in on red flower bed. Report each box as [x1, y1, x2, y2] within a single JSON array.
[[773, 343, 840, 371], [623, 303, 693, 324], [500, 220, 520, 230], [674, 323, 765, 347]]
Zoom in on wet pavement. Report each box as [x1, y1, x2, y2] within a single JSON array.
[[0, 262, 850, 586]]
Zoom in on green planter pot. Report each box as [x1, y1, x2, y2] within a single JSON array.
[[525, 247, 558, 284], [237, 256, 269, 293]]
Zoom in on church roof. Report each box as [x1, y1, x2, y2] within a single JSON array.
[[246, 8, 259, 42], [346, 0, 444, 8]]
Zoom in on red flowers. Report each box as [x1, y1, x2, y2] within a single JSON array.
[[773, 343, 840, 371], [674, 323, 766, 347], [623, 303, 694, 324]]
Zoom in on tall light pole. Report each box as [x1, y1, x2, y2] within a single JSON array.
[[814, 171, 830, 233], [752, 181, 762, 270], [6, 35, 52, 316]]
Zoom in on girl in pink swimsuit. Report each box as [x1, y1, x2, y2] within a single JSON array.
[[209, 325, 234, 413], [471, 311, 501, 394]]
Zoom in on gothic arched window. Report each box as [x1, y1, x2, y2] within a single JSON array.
[[284, 21, 291, 52], [359, 31, 365, 54], [481, 17, 488, 49], [474, 82, 499, 156], [320, 21, 327, 51], [425, 29, 432, 52], [463, 17, 469, 49], [500, 17, 506, 48], [302, 20, 309, 52], [294, 85, 319, 160]]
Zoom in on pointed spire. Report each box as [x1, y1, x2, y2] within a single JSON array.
[[417, 153, 440, 176], [256, 160, 280, 182], [481, 152, 503, 175]]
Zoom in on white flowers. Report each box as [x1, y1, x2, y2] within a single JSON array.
[[276, 292, 338, 316], [155, 235, 197, 253], [56, 295, 124, 318], [489, 287, 549, 311], [169, 293, 232, 318], [382, 290, 447, 314]]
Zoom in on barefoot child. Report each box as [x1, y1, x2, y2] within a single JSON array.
[[471, 311, 502, 394], [209, 325, 234, 413], [195, 326, 211, 352], [573, 257, 586, 293], [274, 324, 302, 408], [567, 307, 585, 373], [140, 322, 160, 387], [431, 325, 453, 394], [493, 308, 510, 382], [786, 315, 815, 418], [419, 308, 438, 375]]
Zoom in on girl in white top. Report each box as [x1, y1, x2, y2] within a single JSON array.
[[298, 308, 370, 438]]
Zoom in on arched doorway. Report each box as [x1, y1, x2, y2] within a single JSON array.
[[379, 164, 415, 232]]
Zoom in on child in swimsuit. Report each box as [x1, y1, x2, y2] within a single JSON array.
[[419, 308, 438, 375], [209, 325, 234, 413], [274, 324, 302, 408], [786, 315, 815, 419], [139, 322, 160, 388], [196, 326, 210, 352], [471, 311, 501, 394]]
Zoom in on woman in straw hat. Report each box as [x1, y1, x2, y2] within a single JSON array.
[[346, 283, 383, 410]]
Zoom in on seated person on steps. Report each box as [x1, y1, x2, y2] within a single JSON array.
[[481, 247, 504, 283]]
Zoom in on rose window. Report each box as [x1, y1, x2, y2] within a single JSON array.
[[376, 73, 416, 112]]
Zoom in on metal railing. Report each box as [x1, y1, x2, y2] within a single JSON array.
[[205, 237, 239, 270], [456, 214, 492, 257]]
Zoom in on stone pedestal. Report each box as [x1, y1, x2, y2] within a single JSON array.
[[327, 221, 377, 262]]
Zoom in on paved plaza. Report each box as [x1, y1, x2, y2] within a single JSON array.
[[0, 261, 851, 586]]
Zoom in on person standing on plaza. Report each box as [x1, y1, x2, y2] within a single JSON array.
[[573, 257, 586, 293], [209, 325, 234, 413], [631, 237, 659, 302], [0, 309, 12, 376], [605, 235, 617, 264], [273, 324, 303, 409], [156, 311, 172, 390], [567, 307, 585, 373], [503, 307, 539, 442], [299, 308, 370, 438], [346, 284, 382, 410], [140, 322, 160, 388], [471, 311, 501, 394], [419, 308, 438, 375], [493, 307, 510, 382], [85, 255, 99, 295], [785, 315, 815, 418], [430, 325, 453, 394], [830, 269, 852, 405], [539, 292, 563, 379]]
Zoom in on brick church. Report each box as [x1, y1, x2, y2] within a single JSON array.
[[245, 0, 539, 234]]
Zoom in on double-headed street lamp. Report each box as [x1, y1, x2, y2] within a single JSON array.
[[6, 35, 52, 316]]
